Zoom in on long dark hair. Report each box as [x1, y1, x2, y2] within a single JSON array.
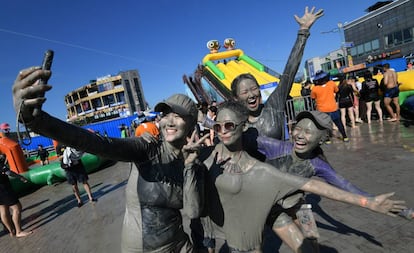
[[363, 70, 373, 81], [230, 73, 259, 98], [338, 78, 348, 90]]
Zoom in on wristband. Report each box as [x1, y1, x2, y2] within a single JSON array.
[[360, 197, 368, 207]]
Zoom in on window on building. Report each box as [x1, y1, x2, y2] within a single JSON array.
[[357, 44, 364, 56], [88, 85, 98, 94], [336, 57, 346, 68], [115, 92, 126, 104], [350, 47, 357, 57], [75, 104, 82, 114], [321, 62, 332, 72], [91, 98, 102, 109], [98, 82, 113, 92], [403, 27, 413, 43], [372, 39, 379, 51], [385, 33, 393, 48], [364, 42, 372, 53], [394, 30, 403, 45], [102, 94, 115, 106], [70, 107, 75, 117], [113, 79, 122, 88], [82, 101, 91, 111], [72, 93, 79, 102], [79, 89, 88, 99]]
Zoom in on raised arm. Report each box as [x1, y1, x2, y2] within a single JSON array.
[[301, 179, 406, 217], [266, 7, 324, 106], [181, 132, 211, 218]]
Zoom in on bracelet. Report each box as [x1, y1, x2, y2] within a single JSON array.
[[359, 197, 368, 207]]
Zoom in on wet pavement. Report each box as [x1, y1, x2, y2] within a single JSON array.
[[0, 120, 413, 253]]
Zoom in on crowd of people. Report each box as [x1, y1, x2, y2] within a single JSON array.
[[3, 5, 412, 253], [300, 62, 402, 144]]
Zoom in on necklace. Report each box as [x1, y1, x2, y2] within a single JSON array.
[[218, 144, 244, 173]]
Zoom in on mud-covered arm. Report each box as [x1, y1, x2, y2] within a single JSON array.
[[311, 158, 372, 197], [183, 160, 205, 219], [301, 179, 407, 217], [256, 135, 292, 159], [266, 7, 323, 108], [5, 170, 28, 183], [25, 112, 153, 162], [181, 133, 211, 218]]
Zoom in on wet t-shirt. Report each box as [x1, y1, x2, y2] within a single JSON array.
[[204, 148, 307, 251]]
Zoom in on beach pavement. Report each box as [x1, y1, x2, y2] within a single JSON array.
[[0, 120, 413, 253]]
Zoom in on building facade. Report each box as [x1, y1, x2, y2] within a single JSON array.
[[345, 0, 414, 66], [65, 69, 147, 125], [305, 0, 414, 78]]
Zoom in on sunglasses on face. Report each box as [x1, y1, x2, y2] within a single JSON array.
[[213, 121, 244, 132]]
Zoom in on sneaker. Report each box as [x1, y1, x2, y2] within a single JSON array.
[[355, 119, 363, 123], [325, 140, 332, 145], [90, 198, 98, 203], [343, 137, 349, 142], [77, 202, 83, 208]]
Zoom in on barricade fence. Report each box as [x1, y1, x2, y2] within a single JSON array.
[[285, 95, 316, 124]]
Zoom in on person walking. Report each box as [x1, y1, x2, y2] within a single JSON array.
[[0, 154, 32, 237], [338, 77, 357, 128], [348, 76, 363, 123], [382, 63, 400, 121], [311, 70, 349, 142], [60, 146, 97, 207], [360, 70, 383, 124], [36, 144, 49, 166]]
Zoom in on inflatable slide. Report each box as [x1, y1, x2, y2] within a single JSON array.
[[183, 39, 303, 104]]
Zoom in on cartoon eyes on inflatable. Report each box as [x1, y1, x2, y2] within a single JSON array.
[[207, 40, 220, 50], [223, 38, 235, 49]]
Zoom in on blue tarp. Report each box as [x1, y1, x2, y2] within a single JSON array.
[[19, 115, 137, 151]]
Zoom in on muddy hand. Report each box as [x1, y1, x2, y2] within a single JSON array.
[[369, 192, 407, 217], [12, 66, 52, 122], [183, 130, 210, 165], [295, 6, 324, 30]]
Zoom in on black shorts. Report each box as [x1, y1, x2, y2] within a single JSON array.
[[64, 162, 89, 185], [339, 97, 354, 108], [0, 177, 19, 206], [384, 86, 399, 98]]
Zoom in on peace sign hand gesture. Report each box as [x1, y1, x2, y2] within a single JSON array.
[[182, 130, 210, 166]]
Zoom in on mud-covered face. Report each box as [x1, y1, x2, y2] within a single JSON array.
[[292, 118, 324, 155], [235, 79, 261, 113], [215, 108, 244, 148], [159, 112, 191, 146]]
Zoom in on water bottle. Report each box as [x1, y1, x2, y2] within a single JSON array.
[[296, 204, 320, 239], [399, 208, 414, 220]]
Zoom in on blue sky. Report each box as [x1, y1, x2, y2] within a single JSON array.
[[0, 0, 378, 130]]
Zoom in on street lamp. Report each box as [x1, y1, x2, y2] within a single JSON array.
[[321, 22, 350, 69]]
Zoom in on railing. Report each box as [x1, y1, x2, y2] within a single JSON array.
[[285, 95, 316, 124]]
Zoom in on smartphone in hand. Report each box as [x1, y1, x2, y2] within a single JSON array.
[[33, 50, 54, 116]]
